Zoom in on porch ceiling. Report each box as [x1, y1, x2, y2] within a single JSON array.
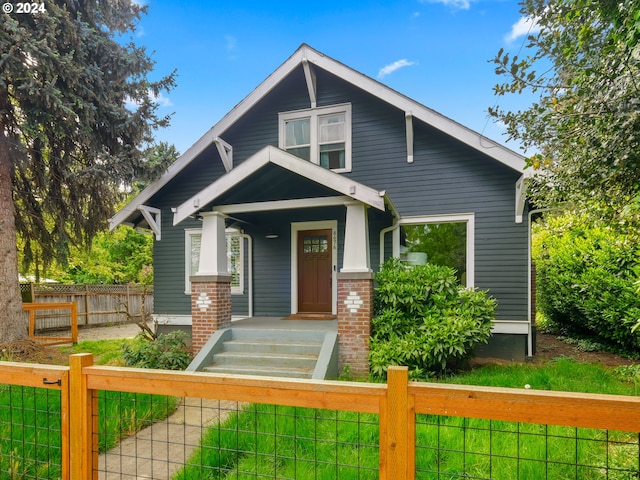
[[215, 163, 340, 205], [173, 145, 386, 225]]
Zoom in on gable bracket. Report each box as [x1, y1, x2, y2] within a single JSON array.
[[405, 112, 414, 164], [138, 205, 162, 240], [515, 173, 530, 224], [302, 58, 317, 108], [214, 137, 233, 172]]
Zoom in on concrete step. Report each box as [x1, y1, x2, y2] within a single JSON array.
[[222, 339, 322, 355], [212, 351, 318, 369], [188, 328, 339, 380], [203, 364, 314, 378]]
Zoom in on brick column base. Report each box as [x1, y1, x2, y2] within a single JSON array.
[[337, 272, 374, 377], [190, 274, 232, 355]]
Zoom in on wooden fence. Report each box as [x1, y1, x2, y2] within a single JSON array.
[[20, 283, 153, 328], [23, 302, 78, 345], [2, 357, 640, 479]]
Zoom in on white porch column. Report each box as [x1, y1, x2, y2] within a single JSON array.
[[341, 201, 371, 273], [197, 211, 228, 276]]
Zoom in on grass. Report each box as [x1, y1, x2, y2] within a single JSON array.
[[58, 337, 137, 365], [4, 339, 640, 479], [172, 357, 640, 479], [1, 337, 178, 479]]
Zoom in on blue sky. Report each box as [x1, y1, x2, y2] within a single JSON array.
[[131, 0, 538, 155]]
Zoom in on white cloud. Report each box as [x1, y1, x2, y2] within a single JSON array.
[[125, 90, 172, 110], [505, 16, 541, 43], [421, 0, 471, 11], [377, 59, 416, 79]]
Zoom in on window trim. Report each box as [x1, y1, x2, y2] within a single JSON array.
[[278, 103, 352, 173], [393, 213, 475, 288], [184, 228, 244, 295]]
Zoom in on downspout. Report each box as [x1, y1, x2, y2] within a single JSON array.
[[239, 233, 253, 317], [379, 219, 399, 267]]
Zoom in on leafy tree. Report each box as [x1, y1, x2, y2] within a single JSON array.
[[0, 1, 175, 341], [490, 0, 640, 207]]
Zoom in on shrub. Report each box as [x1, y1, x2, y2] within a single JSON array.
[[121, 331, 192, 370], [369, 258, 496, 380], [533, 212, 640, 353]]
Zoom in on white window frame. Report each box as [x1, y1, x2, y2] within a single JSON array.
[[278, 103, 352, 173], [184, 228, 244, 294], [393, 213, 475, 288]]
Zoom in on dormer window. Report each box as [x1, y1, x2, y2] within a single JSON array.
[[279, 104, 351, 173]]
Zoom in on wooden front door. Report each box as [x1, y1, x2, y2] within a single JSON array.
[[297, 229, 332, 313]]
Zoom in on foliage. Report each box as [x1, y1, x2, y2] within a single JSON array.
[[369, 258, 496, 380], [60, 226, 154, 285], [121, 331, 191, 370], [490, 0, 640, 207], [533, 210, 640, 353], [0, 1, 175, 340]]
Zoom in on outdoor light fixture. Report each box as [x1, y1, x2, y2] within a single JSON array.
[[265, 228, 279, 239]]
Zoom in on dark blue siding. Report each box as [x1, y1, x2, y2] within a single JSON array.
[[147, 64, 528, 322]]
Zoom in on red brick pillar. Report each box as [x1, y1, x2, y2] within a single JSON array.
[[190, 274, 232, 355], [337, 272, 374, 377]]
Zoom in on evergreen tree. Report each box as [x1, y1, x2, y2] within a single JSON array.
[[0, 1, 175, 341]]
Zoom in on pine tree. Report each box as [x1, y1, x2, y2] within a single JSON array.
[[0, 1, 175, 341]]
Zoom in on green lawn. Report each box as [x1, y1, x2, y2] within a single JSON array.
[[174, 357, 640, 479]]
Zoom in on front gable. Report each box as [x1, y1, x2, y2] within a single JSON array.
[[110, 44, 525, 232]]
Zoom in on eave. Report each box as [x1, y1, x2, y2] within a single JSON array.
[[173, 146, 386, 225]]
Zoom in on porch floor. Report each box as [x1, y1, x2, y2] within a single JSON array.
[[230, 316, 337, 331]]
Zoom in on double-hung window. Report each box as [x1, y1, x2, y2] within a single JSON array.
[[185, 228, 243, 294], [279, 104, 351, 172]]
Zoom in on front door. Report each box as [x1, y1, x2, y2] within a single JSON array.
[[297, 229, 332, 313]]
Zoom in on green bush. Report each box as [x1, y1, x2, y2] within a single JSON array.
[[534, 212, 640, 353], [121, 331, 192, 370], [369, 258, 496, 380]]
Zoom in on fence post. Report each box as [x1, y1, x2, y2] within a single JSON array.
[[71, 302, 78, 344], [380, 366, 415, 480], [70, 353, 94, 480]]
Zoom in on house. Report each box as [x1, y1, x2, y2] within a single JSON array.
[[110, 44, 531, 375]]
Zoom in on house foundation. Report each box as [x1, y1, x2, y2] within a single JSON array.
[[190, 274, 232, 355], [337, 272, 374, 377]]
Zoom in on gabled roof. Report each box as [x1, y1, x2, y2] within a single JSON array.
[[110, 44, 524, 230], [173, 146, 385, 225]]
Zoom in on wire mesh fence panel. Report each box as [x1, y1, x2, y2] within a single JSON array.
[[93, 392, 381, 480], [415, 414, 640, 479], [0, 385, 63, 479]]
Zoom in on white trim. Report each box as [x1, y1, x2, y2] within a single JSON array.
[[291, 220, 338, 315], [110, 44, 524, 231], [153, 314, 192, 326], [184, 228, 201, 295], [138, 205, 161, 240], [184, 228, 245, 295], [214, 196, 352, 215], [394, 213, 475, 288], [491, 320, 529, 335], [302, 58, 317, 108], [405, 112, 414, 164], [173, 145, 384, 225], [214, 137, 233, 172], [278, 103, 352, 173]]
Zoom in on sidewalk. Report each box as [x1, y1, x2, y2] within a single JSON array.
[[77, 322, 241, 479], [99, 398, 241, 480]]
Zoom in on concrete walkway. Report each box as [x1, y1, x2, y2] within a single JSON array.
[[84, 318, 334, 479], [99, 398, 242, 480]]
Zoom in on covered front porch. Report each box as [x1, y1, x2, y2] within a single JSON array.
[[180, 146, 392, 376]]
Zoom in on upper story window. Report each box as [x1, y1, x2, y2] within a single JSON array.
[[279, 104, 352, 173]]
